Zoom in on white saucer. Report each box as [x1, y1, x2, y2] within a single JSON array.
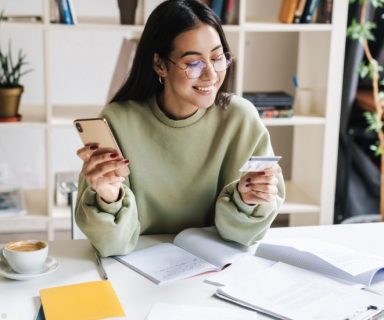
[[0, 249, 59, 280]]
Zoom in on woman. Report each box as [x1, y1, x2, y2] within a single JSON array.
[[76, 0, 285, 257]]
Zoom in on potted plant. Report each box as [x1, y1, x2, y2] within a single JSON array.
[[347, 0, 384, 220], [0, 11, 32, 121]]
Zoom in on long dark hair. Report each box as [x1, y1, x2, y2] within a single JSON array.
[[110, 0, 233, 108]]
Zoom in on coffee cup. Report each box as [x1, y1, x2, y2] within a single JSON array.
[[3, 240, 48, 274]]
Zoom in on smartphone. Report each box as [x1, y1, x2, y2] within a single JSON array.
[[74, 117, 128, 175]]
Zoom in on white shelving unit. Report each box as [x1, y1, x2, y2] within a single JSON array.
[[0, 0, 348, 239]]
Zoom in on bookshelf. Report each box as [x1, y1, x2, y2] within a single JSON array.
[[0, 0, 348, 239]]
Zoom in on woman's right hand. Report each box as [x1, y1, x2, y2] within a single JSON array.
[[77, 144, 130, 203]]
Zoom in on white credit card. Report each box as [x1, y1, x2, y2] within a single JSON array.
[[239, 156, 281, 172]]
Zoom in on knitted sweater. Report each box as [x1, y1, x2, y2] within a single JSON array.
[[75, 95, 285, 256]]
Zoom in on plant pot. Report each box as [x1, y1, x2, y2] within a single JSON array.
[[0, 86, 24, 118]]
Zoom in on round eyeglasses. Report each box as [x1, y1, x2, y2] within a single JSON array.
[[167, 52, 233, 79]]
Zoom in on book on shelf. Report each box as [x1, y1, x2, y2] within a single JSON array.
[[278, 0, 300, 23], [117, 0, 138, 25], [114, 227, 255, 285], [66, 0, 77, 24], [39, 280, 126, 320], [1, 15, 42, 23], [300, 0, 320, 23], [210, 0, 226, 21], [243, 91, 294, 118], [293, 0, 307, 23], [0, 188, 26, 217], [106, 38, 138, 103], [215, 261, 384, 320], [259, 109, 294, 118], [221, 0, 239, 25], [56, 0, 75, 25], [315, 0, 333, 23]]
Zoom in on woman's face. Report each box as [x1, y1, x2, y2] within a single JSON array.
[[161, 23, 227, 119]]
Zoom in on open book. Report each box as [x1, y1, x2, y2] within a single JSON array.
[[255, 238, 384, 286], [114, 227, 254, 285]]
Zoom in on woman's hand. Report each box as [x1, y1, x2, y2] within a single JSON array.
[[77, 144, 130, 203], [237, 164, 281, 205]]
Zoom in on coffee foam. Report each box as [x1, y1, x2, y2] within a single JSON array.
[[6, 241, 46, 252]]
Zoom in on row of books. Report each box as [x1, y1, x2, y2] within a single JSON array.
[[279, 0, 333, 24], [243, 91, 294, 119]]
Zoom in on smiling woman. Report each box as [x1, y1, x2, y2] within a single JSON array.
[[74, 0, 285, 257]]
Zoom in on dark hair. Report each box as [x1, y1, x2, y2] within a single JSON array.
[[110, 0, 233, 108]]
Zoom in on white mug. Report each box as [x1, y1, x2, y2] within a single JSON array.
[[3, 240, 48, 274]]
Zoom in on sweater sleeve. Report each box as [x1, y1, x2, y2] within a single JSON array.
[[75, 174, 141, 257], [215, 128, 286, 246]]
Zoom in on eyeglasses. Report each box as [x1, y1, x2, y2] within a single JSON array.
[[167, 52, 233, 79]]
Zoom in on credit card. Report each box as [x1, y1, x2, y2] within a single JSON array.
[[239, 156, 281, 172]]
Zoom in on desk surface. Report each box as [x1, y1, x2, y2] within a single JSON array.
[[1, 223, 384, 320]]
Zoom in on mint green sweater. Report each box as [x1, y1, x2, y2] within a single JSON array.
[[75, 95, 285, 256]]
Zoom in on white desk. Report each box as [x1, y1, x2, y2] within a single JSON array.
[[1, 223, 384, 320]]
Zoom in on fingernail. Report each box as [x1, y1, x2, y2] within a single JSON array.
[[110, 152, 119, 158], [90, 145, 98, 150], [245, 183, 251, 187], [246, 178, 251, 182], [122, 159, 130, 164]]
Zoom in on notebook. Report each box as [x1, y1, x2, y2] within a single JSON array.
[[39, 280, 126, 320]]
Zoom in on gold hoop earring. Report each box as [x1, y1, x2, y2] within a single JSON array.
[[158, 76, 164, 85]]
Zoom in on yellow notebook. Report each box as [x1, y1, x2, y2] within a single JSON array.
[[40, 280, 126, 320]]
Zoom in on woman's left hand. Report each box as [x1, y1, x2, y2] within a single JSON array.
[[237, 164, 281, 205]]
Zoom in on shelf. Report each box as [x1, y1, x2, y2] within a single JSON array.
[[244, 22, 333, 33], [279, 181, 320, 214], [0, 214, 48, 232], [0, 105, 46, 127], [48, 20, 144, 32], [262, 115, 326, 126]]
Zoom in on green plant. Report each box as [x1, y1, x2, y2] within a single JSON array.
[[347, 0, 384, 219], [0, 10, 32, 87], [0, 43, 31, 87]]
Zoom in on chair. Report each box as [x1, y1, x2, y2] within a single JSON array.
[[69, 189, 87, 240]]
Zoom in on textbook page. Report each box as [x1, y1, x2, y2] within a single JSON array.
[[145, 303, 258, 320], [206, 255, 275, 286], [114, 227, 254, 285], [115, 243, 218, 285], [174, 227, 255, 269], [216, 262, 384, 320], [256, 238, 384, 286]]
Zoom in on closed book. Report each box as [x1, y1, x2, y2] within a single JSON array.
[[256, 105, 293, 111], [300, 0, 320, 23], [118, 0, 138, 24], [259, 109, 294, 118], [243, 92, 294, 105], [222, 0, 238, 25], [293, 0, 307, 23], [210, 0, 225, 20], [278, 0, 300, 23], [315, 0, 332, 23], [57, 0, 74, 24], [40, 281, 126, 320], [67, 0, 77, 24]]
